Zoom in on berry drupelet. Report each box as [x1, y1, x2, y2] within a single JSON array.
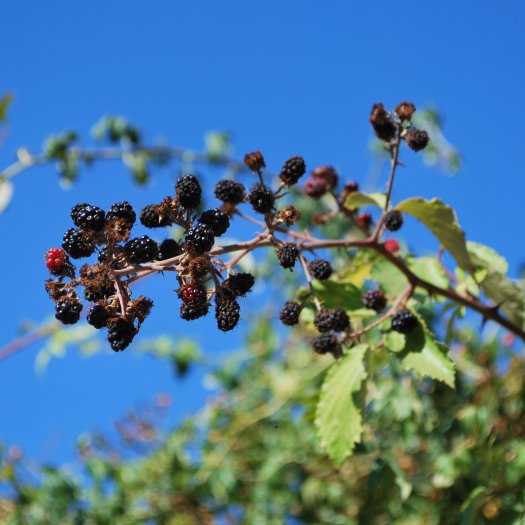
[[214, 179, 245, 204], [363, 289, 387, 312], [279, 301, 302, 326], [55, 300, 83, 325], [215, 299, 240, 332], [247, 183, 275, 214], [125, 236, 159, 264], [62, 228, 95, 259], [383, 210, 404, 232], [198, 208, 230, 236], [279, 156, 306, 186], [276, 243, 299, 270], [184, 223, 215, 256], [308, 259, 333, 280], [391, 310, 418, 334], [313, 308, 350, 333], [71, 203, 106, 232], [312, 333, 342, 358], [176, 174, 202, 209]]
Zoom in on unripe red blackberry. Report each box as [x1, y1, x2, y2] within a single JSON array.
[[308, 259, 333, 280], [247, 183, 275, 214], [45, 248, 69, 276], [214, 179, 245, 204], [311, 165, 338, 190], [303, 177, 327, 198], [279, 301, 302, 326], [384, 238, 400, 253], [184, 223, 215, 256], [125, 235, 159, 263], [279, 156, 306, 185], [244, 151, 266, 172], [356, 213, 372, 229], [363, 289, 387, 312], [87, 304, 110, 329], [383, 210, 404, 232], [198, 208, 230, 236], [157, 239, 182, 261], [62, 228, 96, 259], [312, 333, 342, 357], [369, 103, 396, 142], [391, 310, 418, 334], [175, 174, 202, 209], [178, 282, 208, 306], [395, 101, 416, 121], [106, 201, 136, 227], [55, 299, 83, 325], [313, 308, 350, 333], [276, 243, 299, 270], [140, 204, 172, 228], [180, 304, 209, 321], [107, 318, 136, 351], [71, 203, 106, 232], [405, 128, 429, 151], [215, 300, 240, 332], [222, 273, 255, 297]]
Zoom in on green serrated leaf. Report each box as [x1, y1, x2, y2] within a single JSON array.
[[397, 197, 472, 271], [400, 326, 455, 387], [371, 258, 409, 297], [315, 344, 368, 466], [467, 241, 508, 274], [407, 257, 449, 289], [344, 191, 386, 211], [312, 280, 363, 311]]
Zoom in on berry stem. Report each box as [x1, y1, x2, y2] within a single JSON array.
[[298, 253, 322, 311]]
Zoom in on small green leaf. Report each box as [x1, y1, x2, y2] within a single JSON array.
[[0, 93, 13, 123], [312, 280, 363, 312], [397, 197, 472, 271], [205, 131, 232, 162], [344, 191, 386, 211], [315, 344, 368, 466], [400, 326, 455, 387], [371, 258, 409, 297], [407, 257, 449, 289]]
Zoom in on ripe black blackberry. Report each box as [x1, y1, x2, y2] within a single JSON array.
[[405, 128, 429, 151], [247, 183, 275, 214], [198, 208, 230, 236], [107, 318, 136, 351], [62, 228, 96, 259], [140, 204, 172, 228], [391, 310, 418, 334], [276, 243, 299, 270], [176, 174, 202, 209], [71, 203, 106, 232], [106, 201, 136, 227], [214, 179, 245, 204], [313, 308, 350, 333], [363, 289, 387, 312], [279, 156, 306, 185], [279, 301, 302, 326], [157, 239, 182, 260], [87, 304, 110, 329], [125, 236, 159, 263], [308, 259, 333, 280], [384, 210, 403, 232], [55, 300, 83, 325], [180, 304, 209, 321], [222, 273, 255, 297], [312, 333, 342, 357], [369, 103, 397, 142], [215, 299, 240, 332], [184, 223, 215, 256]]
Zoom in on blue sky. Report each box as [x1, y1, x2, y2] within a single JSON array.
[[1, 1, 524, 464]]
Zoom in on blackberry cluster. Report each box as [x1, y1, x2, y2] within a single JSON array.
[[198, 209, 230, 236], [222, 273, 255, 297], [214, 179, 245, 204], [140, 204, 172, 228], [87, 304, 111, 329], [369, 103, 397, 142], [405, 128, 429, 152], [157, 239, 182, 261], [308, 259, 333, 280], [363, 289, 387, 312], [180, 304, 209, 321], [71, 203, 106, 232], [313, 308, 350, 333], [279, 156, 306, 185], [125, 236, 159, 264], [312, 333, 342, 358], [107, 318, 137, 352], [45, 248, 73, 277], [247, 183, 275, 214], [391, 310, 418, 334], [184, 223, 215, 256], [276, 243, 299, 270], [215, 299, 241, 332], [384, 210, 403, 232], [176, 174, 202, 209], [55, 299, 83, 325], [279, 301, 302, 326], [63, 228, 96, 259], [106, 201, 136, 226]]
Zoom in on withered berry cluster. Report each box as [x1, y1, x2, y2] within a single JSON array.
[[45, 101, 427, 356]]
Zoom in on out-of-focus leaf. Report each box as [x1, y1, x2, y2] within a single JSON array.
[[407, 256, 449, 289], [0, 93, 13, 123], [0, 179, 13, 212], [344, 191, 386, 211]]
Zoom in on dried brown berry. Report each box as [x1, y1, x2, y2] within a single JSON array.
[[395, 101, 416, 121], [311, 165, 338, 190], [275, 206, 301, 226], [369, 103, 397, 142], [405, 128, 430, 152], [243, 151, 266, 172]]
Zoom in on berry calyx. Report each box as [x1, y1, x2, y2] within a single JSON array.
[[279, 156, 306, 186], [391, 310, 418, 334], [176, 174, 202, 209], [55, 300, 83, 325], [198, 208, 230, 236], [383, 210, 404, 232], [279, 301, 302, 326], [247, 183, 275, 214], [125, 236, 159, 264], [276, 243, 299, 270], [215, 299, 240, 332], [312, 333, 342, 358], [405, 128, 429, 151], [214, 179, 245, 204], [363, 289, 387, 312], [308, 259, 333, 281]]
